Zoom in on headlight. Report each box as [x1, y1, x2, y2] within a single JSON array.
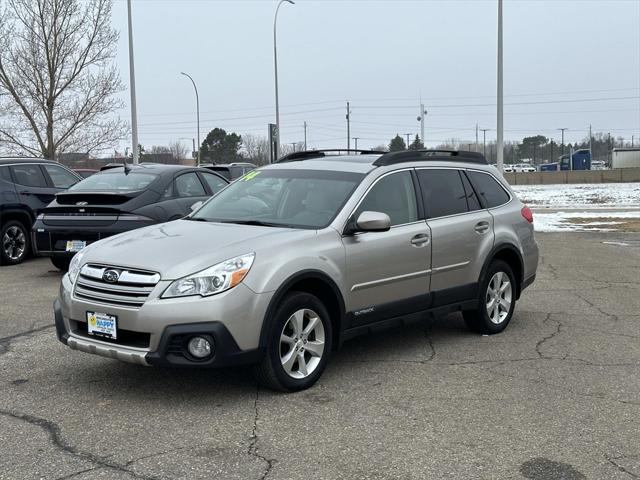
[[68, 251, 85, 285], [162, 253, 255, 299]]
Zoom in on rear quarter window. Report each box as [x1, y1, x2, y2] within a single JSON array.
[[466, 171, 510, 208], [0, 166, 12, 183]]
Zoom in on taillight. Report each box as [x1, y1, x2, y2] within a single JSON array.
[[521, 206, 533, 224]]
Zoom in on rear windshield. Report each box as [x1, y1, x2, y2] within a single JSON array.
[[70, 171, 158, 192]]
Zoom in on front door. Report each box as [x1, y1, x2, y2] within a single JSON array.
[[342, 170, 432, 327], [416, 168, 494, 306]]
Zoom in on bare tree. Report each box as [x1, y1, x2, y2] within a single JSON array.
[[168, 140, 189, 162], [0, 0, 127, 159], [242, 134, 270, 166]]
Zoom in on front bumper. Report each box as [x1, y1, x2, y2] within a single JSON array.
[[55, 274, 269, 368]]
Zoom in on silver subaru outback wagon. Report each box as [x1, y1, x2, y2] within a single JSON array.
[[54, 149, 538, 392]]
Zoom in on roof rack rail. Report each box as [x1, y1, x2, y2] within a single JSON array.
[[276, 149, 384, 163], [373, 149, 487, 167]]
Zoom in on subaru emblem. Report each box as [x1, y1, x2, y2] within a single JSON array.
[[102, 269, 120, 283], [76, 201, 88, 206]]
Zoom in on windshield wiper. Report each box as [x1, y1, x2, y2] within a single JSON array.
[[219, 219, 289, 228], [184, 217, 209, 222]]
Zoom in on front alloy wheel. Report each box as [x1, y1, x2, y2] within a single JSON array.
[[254, 292, 332, 392], [279, 308, 326, 379], [1, 221, 30, 265]]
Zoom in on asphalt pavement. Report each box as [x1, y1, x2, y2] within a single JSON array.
[[1, 233, 639, 480]]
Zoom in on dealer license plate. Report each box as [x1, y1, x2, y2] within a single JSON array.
[[66, 240, 86, 252], [86, 312, 117, 340]]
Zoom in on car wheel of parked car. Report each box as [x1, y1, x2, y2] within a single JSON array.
[[50, 257, 71, 271], [254, 292, 333, 392], [1, 220, 30, 266], [463, 260, 516, 334]]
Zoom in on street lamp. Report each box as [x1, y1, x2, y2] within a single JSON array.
[[181, 72, 200, 166], [273, 0, 295, 159], [126, 0, 139, 164]]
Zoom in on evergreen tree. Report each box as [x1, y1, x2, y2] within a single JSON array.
[[389, 134, 406, 152]]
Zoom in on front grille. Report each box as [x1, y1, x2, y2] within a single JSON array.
[[73, 321, 150, 349], [74, 264, 160, 309]]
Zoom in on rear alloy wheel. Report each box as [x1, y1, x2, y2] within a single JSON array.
[[254, 292, 332, 392], [1, 221, 30, 266], [463, 260, 516, 334]]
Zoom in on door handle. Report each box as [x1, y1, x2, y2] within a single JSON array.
[[19, 191, 32, 196], [474, 221, 490, 234], [411, 233, 430, 246]]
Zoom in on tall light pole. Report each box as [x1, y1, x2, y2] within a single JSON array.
[[126, 0, 139, 164], [558, 128, 568, 156], [273, 0, 295, 159], [496, 0, 504, 172], [353, 137, 360, 150], [181, 72, 200, 166]]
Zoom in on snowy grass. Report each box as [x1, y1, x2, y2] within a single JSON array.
[[533, 211, 640, 232], [512, 183, 640, 209]]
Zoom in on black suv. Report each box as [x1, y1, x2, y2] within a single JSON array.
[[33, 163, 228, 270], [0, 158, 81, 266]]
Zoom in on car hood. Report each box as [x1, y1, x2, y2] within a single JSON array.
[[80, 219, 315, 280]]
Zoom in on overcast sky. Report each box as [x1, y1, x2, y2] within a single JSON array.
[[111, 0, 640, 152]]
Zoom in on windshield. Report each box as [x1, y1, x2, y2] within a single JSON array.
[[70, 170, 158, 192], [191, 169, 364, 229]]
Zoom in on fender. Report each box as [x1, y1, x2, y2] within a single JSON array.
[[0, 206, 35, 228], [479, 242, 525, 298], [258, 269, 347, 351]]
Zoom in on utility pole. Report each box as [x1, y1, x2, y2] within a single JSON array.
[[589, 124, 593, 162], [475, 123, 479, 152], [346, 101, 351, 152], [417, 104, 427, 148], [405, 133, 412, 149], [632, 135, 635, 147], [303, 121, 307, 150], [353, 137, 359, 150], [558, 128, 568, 156], [496, 0, 504, 172], [126, 0, 139, 164], [480, 128, 489, 157]]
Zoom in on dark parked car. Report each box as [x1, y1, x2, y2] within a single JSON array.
[[201, 162, 256, 180], [33, 163, 228, 270], [1, 158, 82, 266]]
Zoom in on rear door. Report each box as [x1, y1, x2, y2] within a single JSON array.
[[416, 168, 494, 306], [342, 170, 432, 326], [41, 163, 80, 191], [9, 163, 58, 216]]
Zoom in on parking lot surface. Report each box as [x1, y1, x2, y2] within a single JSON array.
[[1, 233, 639, 480]]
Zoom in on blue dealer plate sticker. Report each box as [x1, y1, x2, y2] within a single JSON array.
[[87, 312, 117, 339], [66, 240, 86, 252]]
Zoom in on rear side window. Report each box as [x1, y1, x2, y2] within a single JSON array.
[[43, 164, 78, 189], [10, 164, 48, 187], [200, 172, 227, 194], [417, 169, 468, 218], [0, 166, 12, 183], [175, 172, 206, 197], [467, 171, 510, 208], [355, 171, 418, 226]]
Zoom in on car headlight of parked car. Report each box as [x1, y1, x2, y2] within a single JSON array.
[[68, 251, 85, 285], [162, 253, 255, 299]]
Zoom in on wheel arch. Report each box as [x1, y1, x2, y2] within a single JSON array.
[[480, 243, 524, 299], [259, 270, 346, 352], [0, 207, 34, 230]]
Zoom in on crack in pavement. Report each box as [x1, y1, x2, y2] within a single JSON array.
[[0, 409, 162, 480], [535, 314, 561, 359], [605, 454, 640, 479], [247, 386, 275, 480], [0, 324, 54, 356], [573, 291, 621, 320]]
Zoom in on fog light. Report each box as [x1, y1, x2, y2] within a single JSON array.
[[187, 336, 213, 359]]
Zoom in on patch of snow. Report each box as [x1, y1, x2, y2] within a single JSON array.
[[533, 210, 640, 232], [512, 183, 640, 209]]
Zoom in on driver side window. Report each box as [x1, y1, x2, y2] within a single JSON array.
[[354, 171, 418, 226]]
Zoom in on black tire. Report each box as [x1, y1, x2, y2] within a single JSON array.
[[253, 291, 333, 392], [463, 260, 516, 335], [0, 220, 30, 266], [50, 256, 71, 271]]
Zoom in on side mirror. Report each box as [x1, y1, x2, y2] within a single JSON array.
[[190, 201, 203, 212], [347, 211, 391, 234]]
